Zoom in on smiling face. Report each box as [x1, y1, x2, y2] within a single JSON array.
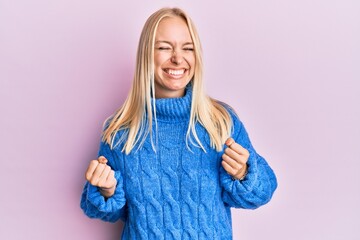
[[153, 16, 195, 98]]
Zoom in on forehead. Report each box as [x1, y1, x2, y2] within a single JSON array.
[[155, 16, 192, 43]]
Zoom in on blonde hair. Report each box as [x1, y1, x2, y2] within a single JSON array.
[[102, 7, 232, 154]]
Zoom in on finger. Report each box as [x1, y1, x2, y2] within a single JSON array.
[[106, 169, 115, 183], [85, 160, 99, 181], [100, 170, 116, 190], [225, 138, 235, 147], [224, 147, 247, 165], [98, 156, 108, 164], [106, 170, 117, 189], [221, 160, 237, 177], [89, 163, 106, 186], [98, 165, 111, 188], [227, 142, 249, 158], [222, 153, 242, 169]]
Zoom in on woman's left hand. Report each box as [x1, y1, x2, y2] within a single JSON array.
[[222, 138, 249, 180]]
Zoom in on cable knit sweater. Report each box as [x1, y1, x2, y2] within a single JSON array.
[[80, 88, 277, 239]]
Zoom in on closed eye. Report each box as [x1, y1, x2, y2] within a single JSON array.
[[157, 47, 172, 50]]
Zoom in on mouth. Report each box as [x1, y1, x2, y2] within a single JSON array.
[[163, 68, 187, 77]]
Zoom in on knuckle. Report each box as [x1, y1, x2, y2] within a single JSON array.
[[89, 179, 97, 186], [224, 164, 232, 173], [244, 149, 250, 157], [102, 181, 111, 189], [85, 172, 91, 181], [111, 181, 117, 188], [107, 181, 114, 189], [222, 154, 228, 160], [100, 178, 108, 187], [90, 159, 98, 165], [96, 164, 105, 172]]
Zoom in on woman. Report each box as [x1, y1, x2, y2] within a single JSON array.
[[81, 7, 277, 239]]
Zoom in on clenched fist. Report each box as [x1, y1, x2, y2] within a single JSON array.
[[85, 156, 117, 198], [222, 138, 249, 180]]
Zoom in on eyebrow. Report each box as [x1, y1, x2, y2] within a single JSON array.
[[155, 40, 194, 46]]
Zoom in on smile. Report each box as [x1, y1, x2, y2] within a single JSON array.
[[164, 68, 186, 76]]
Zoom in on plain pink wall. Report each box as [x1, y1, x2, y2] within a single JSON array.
[[1, 0, 359, 239]]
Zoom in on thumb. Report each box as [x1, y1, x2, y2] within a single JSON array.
[[225, 138, 235, 147], [98, 156, 108, 164]]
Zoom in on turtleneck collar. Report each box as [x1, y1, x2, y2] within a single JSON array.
[[152, 86, 192, 122]]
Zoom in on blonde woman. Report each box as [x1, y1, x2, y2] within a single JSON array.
[[81, 7, 277, 239]]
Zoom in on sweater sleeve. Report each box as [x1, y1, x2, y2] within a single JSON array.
[[220, 111, 277, 209], [80, 140, 127, 222]]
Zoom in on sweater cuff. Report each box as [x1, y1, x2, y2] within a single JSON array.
[[221, 152, 258, 194], [86, 171, 126, 213]]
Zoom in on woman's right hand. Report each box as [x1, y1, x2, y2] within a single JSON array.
[[85, 156, 117, 198]]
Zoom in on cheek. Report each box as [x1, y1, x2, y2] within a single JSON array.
[[154, 54, 168, 69], [189, 58, 196, 72], [191, 59, 196, 69], [153, 57, 161, 69], [188, 54, 196, 68]]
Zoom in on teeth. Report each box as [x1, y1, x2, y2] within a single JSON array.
[[167, 69, 185, 75]]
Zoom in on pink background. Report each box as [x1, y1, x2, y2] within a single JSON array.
[[1, 0, 359, 239]]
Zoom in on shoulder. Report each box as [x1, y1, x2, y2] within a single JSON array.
[[216, 101, 250, 146], [216, 100, 244, 129], [218, 102, 255, 149], [98, 129, 128, 171], [99, 116, 128, 155]]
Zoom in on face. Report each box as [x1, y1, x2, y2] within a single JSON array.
[[153, 16, 195, 98]]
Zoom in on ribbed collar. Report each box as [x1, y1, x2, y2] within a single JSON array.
[[152, 87, 192, 122]]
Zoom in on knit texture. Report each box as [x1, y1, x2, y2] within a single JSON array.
[[80, 88, 277, 239]]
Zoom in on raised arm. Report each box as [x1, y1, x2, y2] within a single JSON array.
[[80, 140, 127, 222], [220, 112, 277, 209]]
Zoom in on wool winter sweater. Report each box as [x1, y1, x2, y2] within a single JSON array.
[[80, 88, 277, 239]]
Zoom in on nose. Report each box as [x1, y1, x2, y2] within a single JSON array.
[[171, 50, 183, 65]]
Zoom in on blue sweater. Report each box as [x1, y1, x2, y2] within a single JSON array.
[[80, 88, 277, 239]]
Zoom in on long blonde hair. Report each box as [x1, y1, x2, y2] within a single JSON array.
[[102, 7, 232, 154]]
